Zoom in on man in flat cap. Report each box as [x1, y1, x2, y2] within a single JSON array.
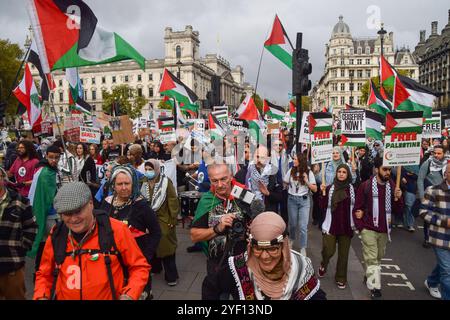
[[34, 182, 150, 300]]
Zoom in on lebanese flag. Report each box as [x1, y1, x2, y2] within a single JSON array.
[[159, 68, 198, 107], [264, 15, 293, 69], [26, 0, 145, 73], [12, 64, 42, 130]]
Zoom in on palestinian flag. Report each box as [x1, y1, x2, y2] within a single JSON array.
[[368, 80, 391, 117], [366, 110, 384, 141], [28, 40, 55, 101], [26, 0, 145, 73], [263, 99, 285, 120], [12, 63, 42, 130], [394, 74, 437, 118], [321, 105, 334, 114], [289, 100, 296, 118], [66, 68, 92, 115], [27, 164, 57, 258], [309, 112, 332, 134], [159, 68, 198, 107], [158, 117, 175, 132], [385, 111, 424, 135], [380, 55, 396, 88], [235, 95, 265, 141], [181, 104, 199, 118], [208, 112, 226, 139], [264, 15, 293, 69]]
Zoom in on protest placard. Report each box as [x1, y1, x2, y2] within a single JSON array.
[[340, 109, 366, 146], [80, 126, 101, 144], [422, 111, 441, 139], [299, 111, 310, 144], [309, 113, 333, 165]]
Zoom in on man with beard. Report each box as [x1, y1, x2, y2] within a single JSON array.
[[418, 145, 447, 248], [8, 140, 40, 198], [353, 157, 403, 299]]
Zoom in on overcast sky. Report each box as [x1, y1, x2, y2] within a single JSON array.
[[1, 0, 449, 105]]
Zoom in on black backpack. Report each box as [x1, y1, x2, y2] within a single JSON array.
[[50, 210, 128, 300]]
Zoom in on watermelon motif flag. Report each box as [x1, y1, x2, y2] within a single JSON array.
[[26, 0, 145, 73], [366, 110, 384, 141], [368, 80, 391, 117], [383, 111, 423, 167], [394, 74, 437, 118], [263, 99, 285, 120], [380, 55, 396, 88], [12, 63, 42, 130], [264, 15, 293, 69], [66, 67, 92, 115]]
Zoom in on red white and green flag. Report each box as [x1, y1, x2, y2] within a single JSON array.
[[368, 80, 391, 117], [208, 113, 226, 139], [289, 100, 296, 118], [385, 111, 424, 135], [12, 63, 42, 130], [394, 74, 437, 118], [236, 95, 265, 141], [158, 117, 175, 132], [380, 55, 396, 88], [366, 110, 384, 141], [309, 112, 333, 134], [264, 15, 293, 69], [263, 99, 285, 120], [159, 68, 199, 111], [26, 0, 145, 73]]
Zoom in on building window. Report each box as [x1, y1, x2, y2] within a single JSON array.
[[340, 69, 345, 77], [331, 70, 337, 78], [112, 76, 116, 83], [92, 90, 96, 101], [357, 83, 363, 90], [92, 77, 95, 85], [349, 83, 354, 91], [332, 59, 337, 65], [176, 45, 182, 59], [332, 83, 338, 91], [366, 59, 370, 65], [340, 48, 344, 55], [357, 47, 362, 55], [341, 58, 345, 65], [340, 97, 345, 105], [333, 49, 337, 55], [92, 105, 96, 111], [59, 107, 63, 113], [124, 75, 129, 82], [59, 92, 63, 102], [149, 87, 154, 97], [350, 48, 354, 55], [59, 79, 63, 87], [149, 73, 153, 81], [357, 59, 362, 65], [137, 88, 142, 97], [349, 59, 354, 65], [138, 74, 142, 82], [365, 47, 370, 55], [357, 70, 363, 78], [366, 70, 371, 78], [102, 77, 106, 84], [341, 83, 345, 91]]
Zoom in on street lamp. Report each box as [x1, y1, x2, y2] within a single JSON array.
[[349, 71, 354, 106], [377, 23, 387, 57], [176, 60, 182, 79]]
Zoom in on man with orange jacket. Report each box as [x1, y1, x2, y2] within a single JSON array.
[[34, 182, 150, 300]]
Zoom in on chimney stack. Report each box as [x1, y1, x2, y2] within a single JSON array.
[[420, 30, 426, 43], [448, 9, 450, 24], [431, 21, 438, 35]]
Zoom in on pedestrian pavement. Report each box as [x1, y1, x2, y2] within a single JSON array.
[[24, 217, 369, 300]]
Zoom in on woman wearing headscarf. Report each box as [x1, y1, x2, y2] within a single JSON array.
[[141, 159, 180, 286], [100, 165, 161, 299], [207, 211, 326, 300], [318, 164, 355, 289], [317, 146, 356, 186]]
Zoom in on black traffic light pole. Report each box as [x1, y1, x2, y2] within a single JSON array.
[[294, 33, 303, 155]]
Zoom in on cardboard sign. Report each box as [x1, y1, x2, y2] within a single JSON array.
[[422, 111, 441, 139], [159, 131, 177, 144], [309, 113, 333, 165], [340, 110, 366, 146], [64, 127, 80, 143], [138, 128, 151, 138], [299, 111, 310, 144], [80, 126, 101, 144], [64, 116, 84, 130], [383, 111, 423, 166], [267, 122, 280, 135], [40, 122, 53, 136], [227, 119, 248, 133], [111, 115, 135, 144]]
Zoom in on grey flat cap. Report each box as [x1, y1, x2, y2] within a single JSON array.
[[54, 182, 92, 214]]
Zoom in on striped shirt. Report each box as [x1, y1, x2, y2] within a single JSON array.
[[420, 181, 450, 250]]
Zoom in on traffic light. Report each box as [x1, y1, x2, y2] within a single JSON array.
[[292, 48, 312, 96]]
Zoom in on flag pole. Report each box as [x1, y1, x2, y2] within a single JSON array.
[[253, 17, 275, 98], [321, 162, 326, 196], [3, 44, 32, 107]]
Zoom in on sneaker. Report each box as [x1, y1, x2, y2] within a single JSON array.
[[424, 280, 441, 299], [397, 224, 404, 228], [167, 280, 178, 286], [336, 281, 346, 289], [318, 266, 326, 278], [408, 226, 415, 232], [370, 289, 382, 299]]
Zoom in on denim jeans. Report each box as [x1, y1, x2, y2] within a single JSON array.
[[287, 194, 311, 249], [403, 192, 416, 228], [427, 247, 450, 300]]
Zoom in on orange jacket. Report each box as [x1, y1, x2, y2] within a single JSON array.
[[33, 218, 150, 300]]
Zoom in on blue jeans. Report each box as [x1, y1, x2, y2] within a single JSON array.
[[287, 194, 311, 249], [402, 192, 416, 228], [427, 247, 450, 300]]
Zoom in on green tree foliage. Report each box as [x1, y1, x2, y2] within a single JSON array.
[[102, 84, 148, 119], [0, 39, 24, 116], [360, 69, 409, 104]]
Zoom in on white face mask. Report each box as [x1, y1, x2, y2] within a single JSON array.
[[144, 170, 156, 180]]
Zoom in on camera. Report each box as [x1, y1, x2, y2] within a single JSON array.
[[229, 217, 246, 241]]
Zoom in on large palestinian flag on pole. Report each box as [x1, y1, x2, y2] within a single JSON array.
[[394, 74, 437, 118], [263, 99, 285, 120], [264, 15, 293, 69], [366, 110, 384, 141], [368, 80, 391, 117], [380, 55, 396, 88], [26, 0, 145, 73], [159, 68, 199, 108], [235, 95, 265, 141], [13, 63, 42, 130]]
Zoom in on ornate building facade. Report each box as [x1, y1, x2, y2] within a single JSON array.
[[311, 16, 419, 114], [33, 26, 253, 119], [414, 10, 450, 109]]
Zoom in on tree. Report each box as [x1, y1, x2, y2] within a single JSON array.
[[360, 69, 409, 104], [0, 39, 24, 117], [102, 84, 148, 119]]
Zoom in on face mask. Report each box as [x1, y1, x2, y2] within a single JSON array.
[[144, 170, 156, 180]]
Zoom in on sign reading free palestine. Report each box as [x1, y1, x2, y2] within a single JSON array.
[[422, 111, 441, 139], [383, 111, 423, 167], [309, 112, 333, 165]]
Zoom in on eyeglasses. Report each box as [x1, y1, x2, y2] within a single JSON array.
[[252, 245, 281, 257]]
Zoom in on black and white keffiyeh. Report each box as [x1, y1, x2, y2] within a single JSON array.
[[322, 185, 355, 234], [372, 176, 392, 240]]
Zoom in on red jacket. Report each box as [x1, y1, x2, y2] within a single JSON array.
[[34, 218, 150, 300]]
